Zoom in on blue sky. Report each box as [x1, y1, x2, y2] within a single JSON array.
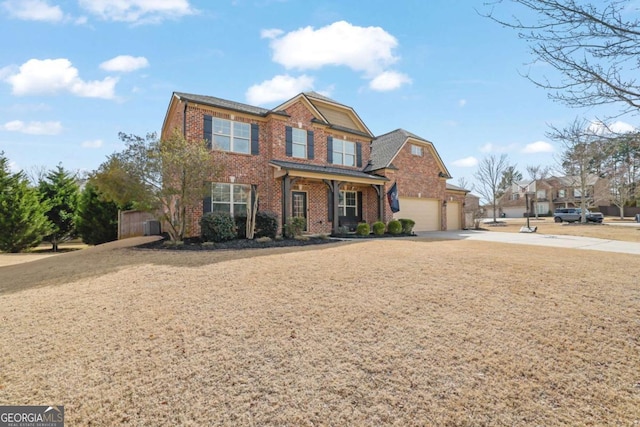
[[1, 0, 636, 188]]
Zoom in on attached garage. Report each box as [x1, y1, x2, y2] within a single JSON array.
[[446, 202, 461, 230], [395, 197, 440, 232]]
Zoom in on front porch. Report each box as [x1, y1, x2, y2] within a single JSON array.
[[270, 160, 389, 235]]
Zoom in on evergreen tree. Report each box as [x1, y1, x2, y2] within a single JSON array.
[[76, 183, 119, 245], [38, 165, 80, 252], [0, 154, 52, 253]]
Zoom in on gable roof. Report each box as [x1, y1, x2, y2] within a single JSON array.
[[367, 129, 452, 178], [274, 92, 374, 137]]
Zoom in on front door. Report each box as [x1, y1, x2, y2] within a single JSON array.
[[292, 191, 308, 231]]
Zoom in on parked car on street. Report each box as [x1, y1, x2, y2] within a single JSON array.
[[553, 208, 604, 223]]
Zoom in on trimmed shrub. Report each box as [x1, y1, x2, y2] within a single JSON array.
[[255, 211, 278, 239], [399, 218, 416, 234], [284, 216, 306, 238], [235, 211, 278, 239], [200, 212, 237, 242], [355, 222, 370, 236], [234, 215, 248, 239], [387, 219, 402, 235], [372, 221, 386, 235], [256, 236, 272, 243]]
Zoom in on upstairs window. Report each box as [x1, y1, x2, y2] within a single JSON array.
[[291, 128, 307, 158], [558, 189, 566, 198], [213, 118, 250, 154], [332, 139, 356, 167], [285, 126, 314, 159], [411, 144, 423, 156]]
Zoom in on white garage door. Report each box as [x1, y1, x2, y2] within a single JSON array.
[[395, 197, 440, 232], [446, 202, 461, 230]]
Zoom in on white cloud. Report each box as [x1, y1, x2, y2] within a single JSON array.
[[78, 0, 195, 24], [369, 71, 411, 91], [261, 28, 284, 39], [2, 0, 63, 22], [588, 120, 636, 135], [479, 142, 516, 153], [4, 58, 117, 99], [480, 143, 494, 153], [1, 120, 62, 135], [246, 74, 314, 105], [81, 139, 103, 148], [267, 21, 400, 77], [522, 140, 554, 154], [100, 55, 149, 72], [458, 99, 467, 107], [452, 156, 479, 167]]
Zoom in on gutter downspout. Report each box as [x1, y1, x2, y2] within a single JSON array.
[[183, 100, 188, 136]]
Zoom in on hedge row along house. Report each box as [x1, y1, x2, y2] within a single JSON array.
[[161, 91, 467, 237]]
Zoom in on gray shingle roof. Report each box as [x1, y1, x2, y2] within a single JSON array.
[[270, 160, 388, 182], [446, 183, 470, 192], [367, 129, 424, 171], [174, 92, 281, 117], [303, 91, 343, 105]]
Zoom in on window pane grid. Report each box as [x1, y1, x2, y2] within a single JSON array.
[[332, 139, 356, 166], [292, 128, 307, 159], [213, 118, 250, 154], [210, 183, 250, 216], [338, 190, 357, 216]]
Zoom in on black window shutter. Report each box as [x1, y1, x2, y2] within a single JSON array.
[[203, 115, 212, 150], [251, 124, 259, 155], [307, 130, 314, 159], [327, 136, 333, 163], [356, 142, 362, 167], [285, 126, 293, 157], [203, 196, 211, 214], [357, 191, 363, 221], [327, 188, 333, 222]]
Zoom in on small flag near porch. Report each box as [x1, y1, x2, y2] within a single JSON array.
[[387, 182, 400, 213]]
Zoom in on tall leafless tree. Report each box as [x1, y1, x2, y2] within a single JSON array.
[[526, 164, 551, 218], [474, 154, 512, 222], [482, 0, 640, 116], [548, 118, 603, 223]]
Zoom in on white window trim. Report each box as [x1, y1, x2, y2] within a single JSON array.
[[213, 118, 250, 154], [210, 183, 250, 216], [292, 128, 307, 159], [339, 190, 358, 217], [411, 144, 423, 156], [332, 138, 356, 167]]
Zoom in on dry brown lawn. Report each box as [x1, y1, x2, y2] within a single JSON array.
[[485, 217, 640, 242], [0, 237, 639, 426]]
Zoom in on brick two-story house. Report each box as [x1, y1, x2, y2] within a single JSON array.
[[161, 91, 466, 237]]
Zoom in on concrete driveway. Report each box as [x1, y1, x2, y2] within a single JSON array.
[[418, 230, 640, 255]]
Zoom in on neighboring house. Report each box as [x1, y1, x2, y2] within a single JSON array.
[[161, 91, 464, 236], [498, 174, 610, 218], [461, 191, 481, 227]]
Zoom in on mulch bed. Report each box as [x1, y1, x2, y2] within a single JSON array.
[[137, 236, 339, 251], [138, 232, 417, 251]]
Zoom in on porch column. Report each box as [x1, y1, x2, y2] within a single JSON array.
[[323, 179, 343, 235], [281, 174, 291, 231], [373, 184, 385, 222]]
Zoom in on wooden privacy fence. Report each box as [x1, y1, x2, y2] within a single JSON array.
[[118, 210, 157, 239]]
